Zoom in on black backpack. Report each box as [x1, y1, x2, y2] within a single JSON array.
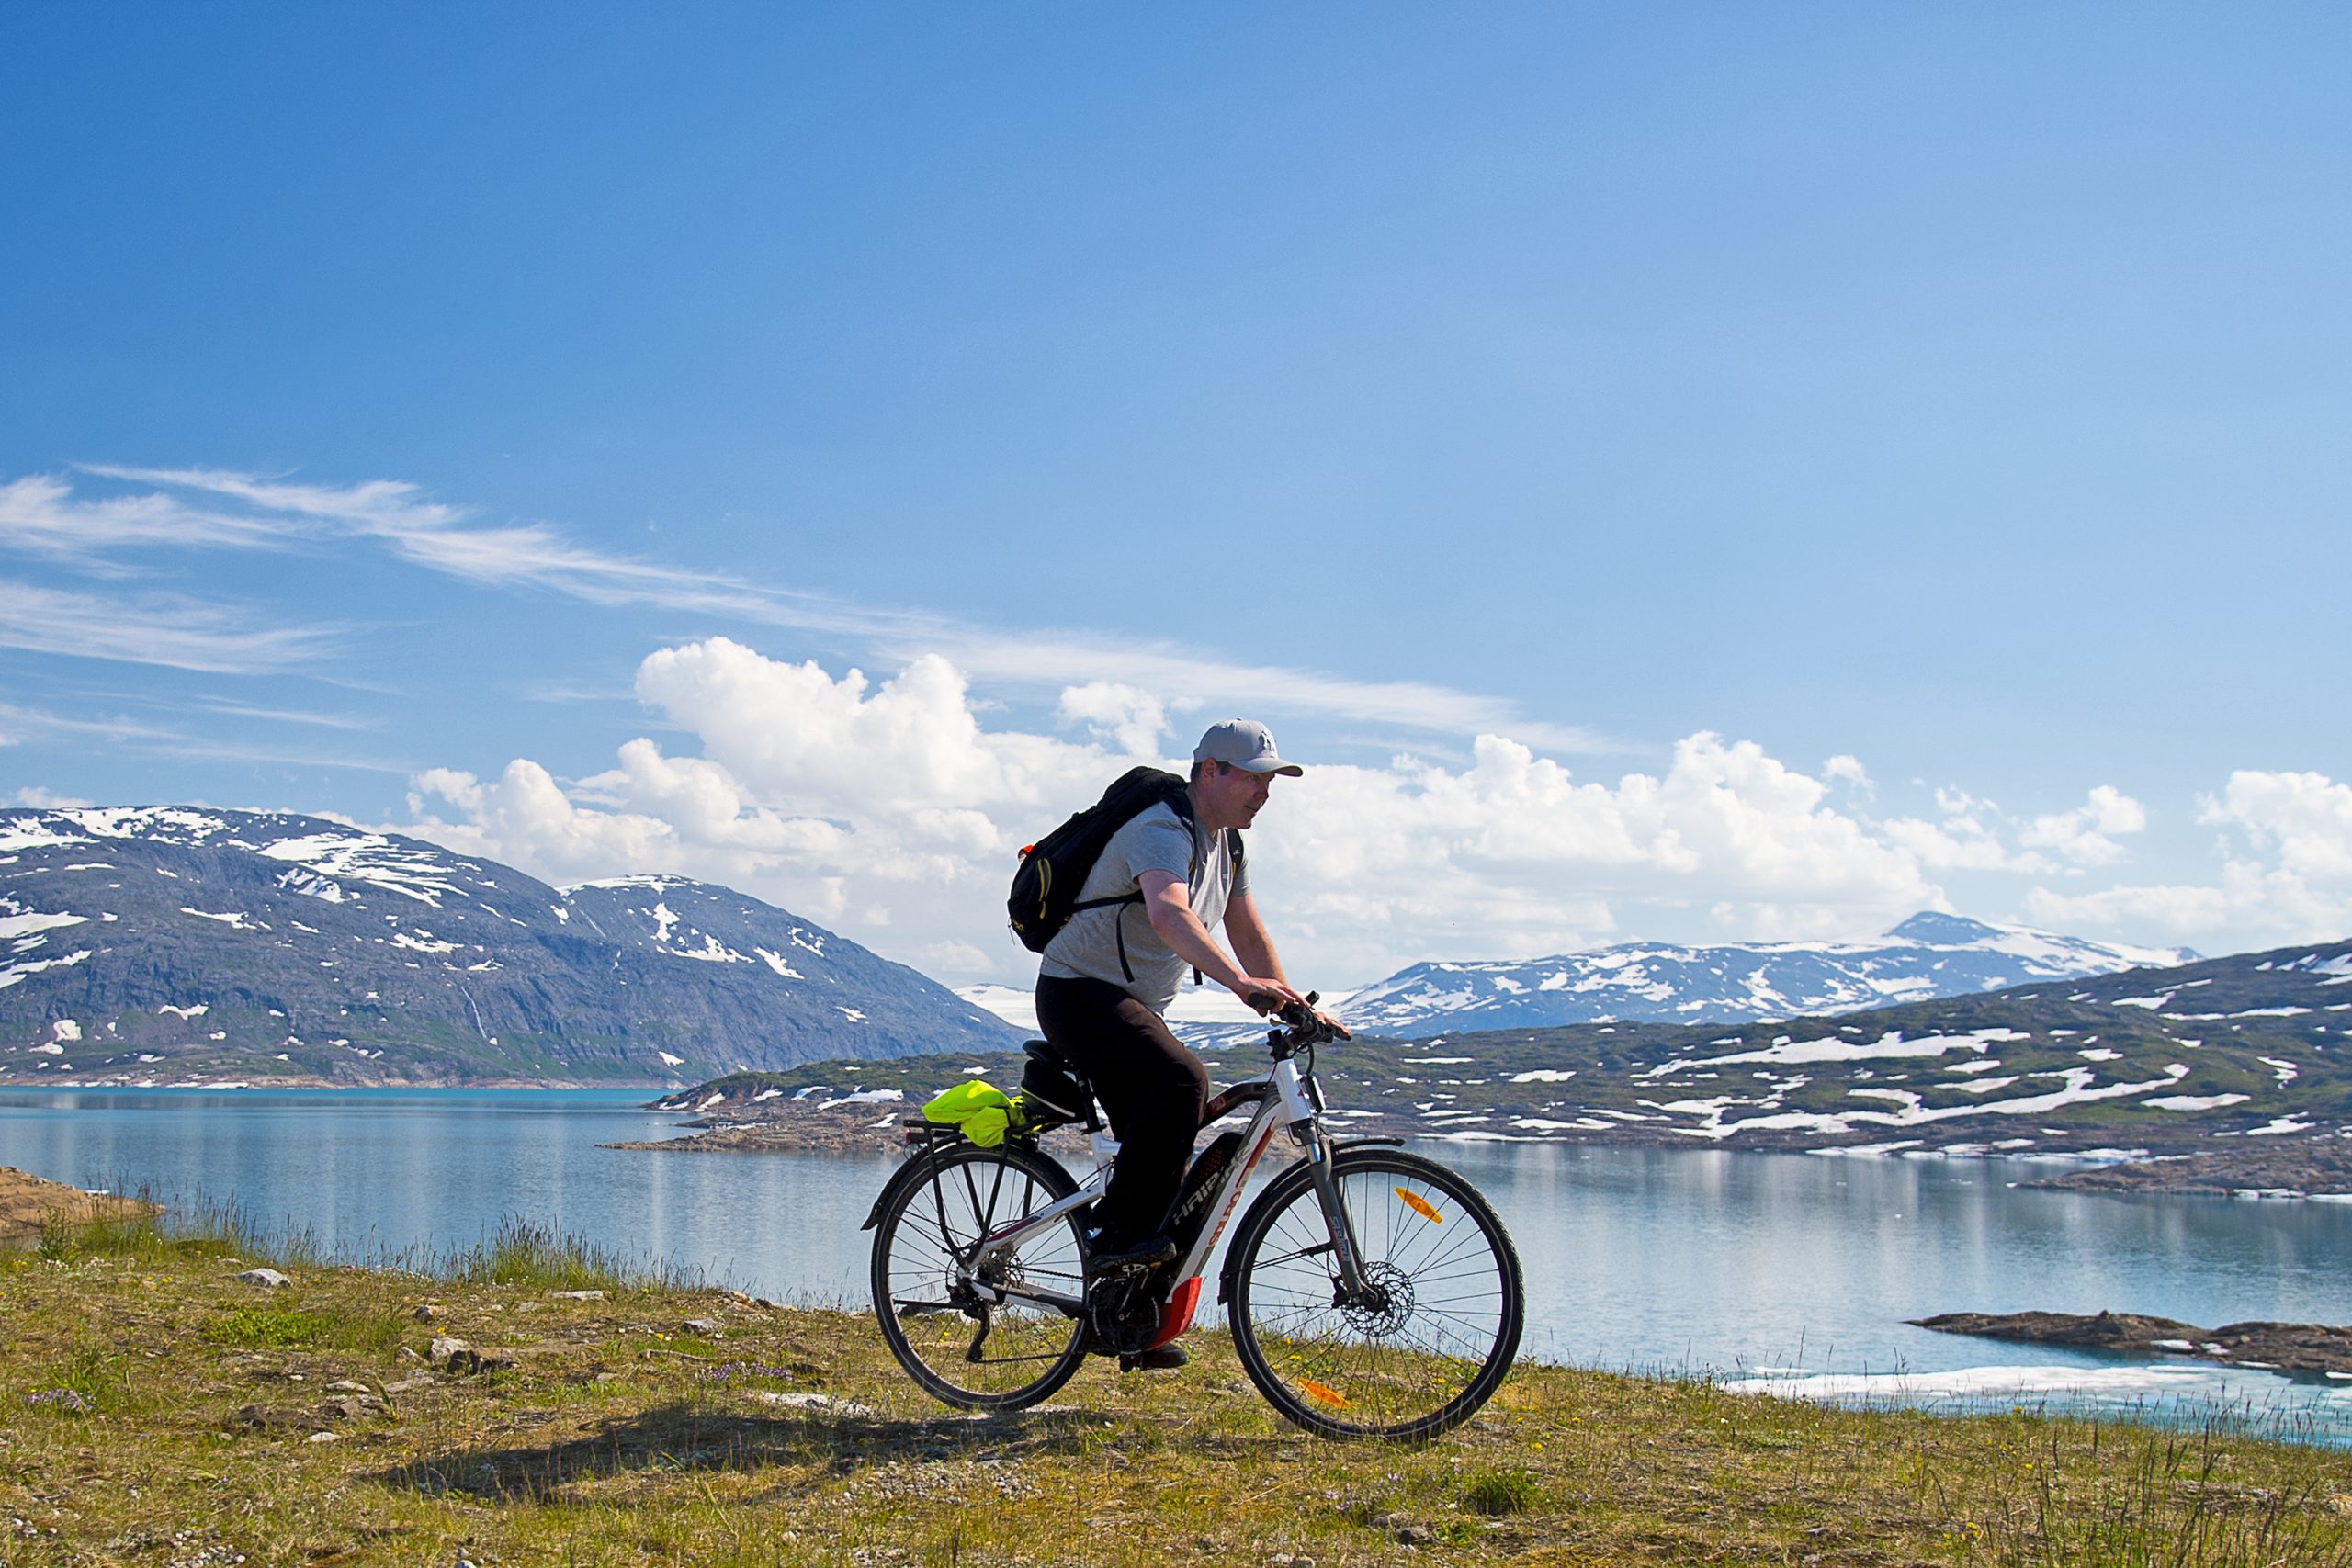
[[1008, 766, 1244, 961]]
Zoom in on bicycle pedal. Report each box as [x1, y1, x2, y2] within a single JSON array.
[[1082, 1234, 1176, 1277]]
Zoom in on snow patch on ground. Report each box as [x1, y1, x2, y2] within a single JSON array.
[[820, 1089, 904, 1108], [0, 818, 94, 852], [1662, 1063, 2191, 1141], [180, 908, 258, 930], [1647, 1028, 2028, 1077], [0, 907, 87, 941], [260, 829, 465, 906]]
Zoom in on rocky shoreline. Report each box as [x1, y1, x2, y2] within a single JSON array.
[[0, 1165, 160, 1246], [2018, 1142, 2352, 1200], [607, 1093, 2352, 1198], [1913, 1309, 2352, 1379]]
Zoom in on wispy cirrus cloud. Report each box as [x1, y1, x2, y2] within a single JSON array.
[[0, 697, 405, 774], [82, 464, 883, 631], [192, 697, 376, 731], [0, 578, 340, 674], [0, 700, 187, 747], [32, 464, 1623, 750], [0, 473, 297, 573]]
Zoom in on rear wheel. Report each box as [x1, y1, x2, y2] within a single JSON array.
[[1228, 1148, 1522, 1440], [870, 1143, 1092, 1410]]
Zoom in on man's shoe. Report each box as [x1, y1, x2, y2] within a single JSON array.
[[1084, 1232, 1177, 1277], [1118, 1342, 1189, 1373]]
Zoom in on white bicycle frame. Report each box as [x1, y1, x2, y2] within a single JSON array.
[[954, 1050, 1374, 1319]]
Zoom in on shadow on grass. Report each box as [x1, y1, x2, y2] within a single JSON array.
[[370, 1399, 1122, 1503]]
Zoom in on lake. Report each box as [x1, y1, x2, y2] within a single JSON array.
[[6, 1087, 2350, 1438]]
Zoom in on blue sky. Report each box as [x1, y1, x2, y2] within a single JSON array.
[[5, 4, 2349, 987]]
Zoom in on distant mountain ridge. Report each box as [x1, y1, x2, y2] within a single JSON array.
[[1329, 912, 2195, 1039], [0, 807, 1017, 1086], [672, 935, 2352, 1163]]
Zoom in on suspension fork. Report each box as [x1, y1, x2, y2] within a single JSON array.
[[1300, 1123, 1375, 1299], [1268, 1053, 1375, 1300]]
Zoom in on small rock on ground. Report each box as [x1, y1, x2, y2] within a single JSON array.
[[749, 1390, 873, 1416], [233, 1268, 290, 1290]]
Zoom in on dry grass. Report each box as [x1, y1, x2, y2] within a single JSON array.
[[0, 1167, 158, 1247], [6, 1217, 2351, 1566]]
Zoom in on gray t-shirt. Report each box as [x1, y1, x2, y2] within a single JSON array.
[[1038, 802, 1250, 1013]]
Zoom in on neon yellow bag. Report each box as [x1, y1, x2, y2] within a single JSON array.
[[922, 1080, 1019, 1147]]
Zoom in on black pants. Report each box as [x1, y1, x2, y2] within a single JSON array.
[[1034, 974, 1210, 1247]]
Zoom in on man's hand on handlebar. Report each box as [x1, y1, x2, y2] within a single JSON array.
[[1242, 987, 1352, 1042], [1237, 979, 1307, 1016]]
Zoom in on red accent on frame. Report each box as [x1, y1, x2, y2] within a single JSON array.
[[1147, 1277, 1203, 1349]]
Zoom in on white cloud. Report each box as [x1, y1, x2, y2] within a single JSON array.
[[8, 786, 95, 808], [2203, 770, 2352, 883], [2024, 770, 2352, 947], [1056, 682, 1170, 758], [401, 641, 1955, 983], [409, 760, 695, 886], [1877, 787, 2046, 874], [2021, 784, 2147, 868], [1823, 754, 1872, 794]]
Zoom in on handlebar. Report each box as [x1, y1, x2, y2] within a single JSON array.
[[1250, 990, 1344, 1050]]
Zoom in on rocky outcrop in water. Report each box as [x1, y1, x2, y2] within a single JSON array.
[[1912, 1310, 2352, 1378]]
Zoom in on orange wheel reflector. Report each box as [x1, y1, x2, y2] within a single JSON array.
[[1299, 1379, 1351, 1409], [1396, 1188, 1443, 1223]]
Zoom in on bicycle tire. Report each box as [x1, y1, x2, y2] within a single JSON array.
[[870, 1141, 1092, 1410], [1228, 1148, 1522, 1440]]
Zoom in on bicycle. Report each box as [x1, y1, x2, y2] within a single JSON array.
[[865, 997, 1524, 1440]]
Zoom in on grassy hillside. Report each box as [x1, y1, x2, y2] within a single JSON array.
[[6, 1214, 2350, 1565]]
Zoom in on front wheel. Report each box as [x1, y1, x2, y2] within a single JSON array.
[[870, 1143, 1091, 1410], [1228, 1148, 1523, 1440]]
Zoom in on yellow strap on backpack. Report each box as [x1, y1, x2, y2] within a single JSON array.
[[922, 1079, 1017, 1148]]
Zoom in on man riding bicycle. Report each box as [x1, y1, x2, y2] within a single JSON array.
[[1034, 718, 1350, 1368]]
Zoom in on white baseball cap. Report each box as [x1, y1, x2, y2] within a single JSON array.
[[1194, 719, 1303, 776]]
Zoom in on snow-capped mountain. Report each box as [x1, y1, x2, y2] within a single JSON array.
[[0, 807, 1017, 1086], [1332, 913, 2197, 1039]]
